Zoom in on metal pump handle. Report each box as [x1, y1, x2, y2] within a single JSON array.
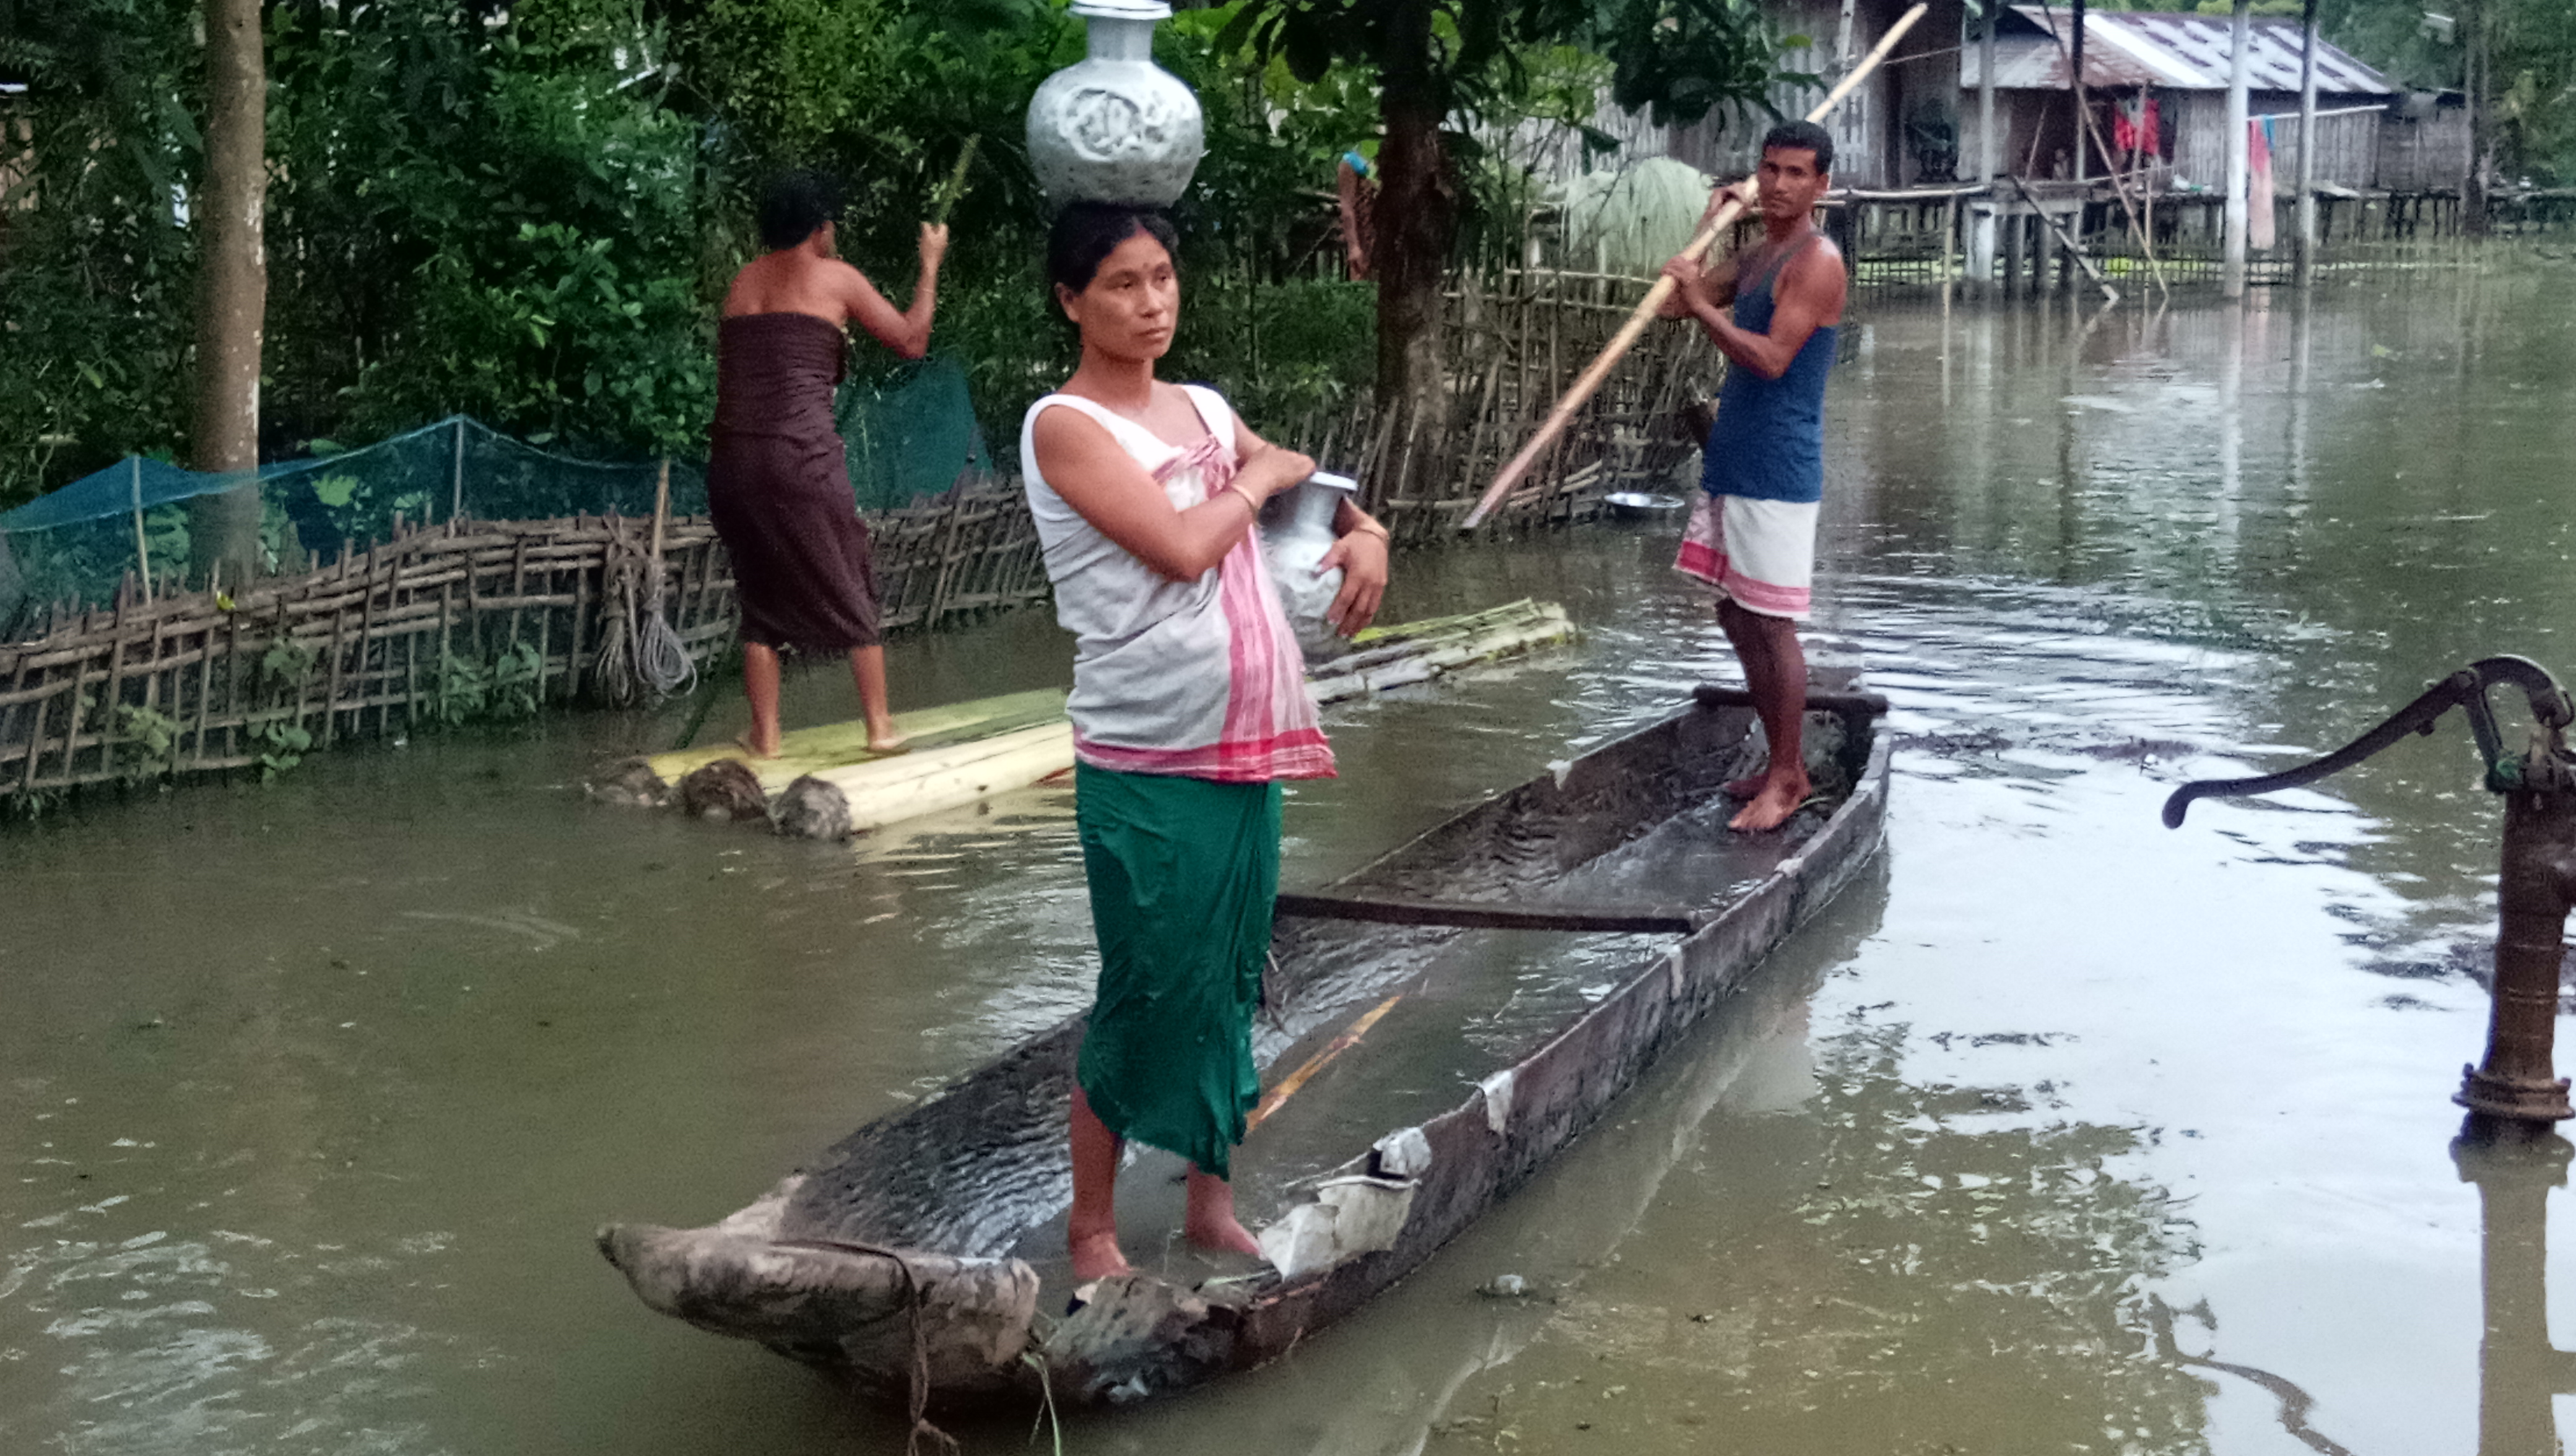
[[2162, 655, 2575, 829]]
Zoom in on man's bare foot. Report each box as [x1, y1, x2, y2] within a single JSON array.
[[1182, 1211, 1263, 1259], [1729, 773, 1812, 833], [733, 732, 780, 761], [1069, 1229, 1132, 1281], [1723, 773, 1765, 800]]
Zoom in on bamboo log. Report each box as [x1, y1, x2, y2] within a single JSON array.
[[1461, 1, 1928, 529]]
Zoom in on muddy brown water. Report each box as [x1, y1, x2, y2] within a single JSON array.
[[8, 258, 2576, 1455]]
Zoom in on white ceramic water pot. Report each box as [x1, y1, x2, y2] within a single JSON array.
[[1025, 0, 1205, 208]]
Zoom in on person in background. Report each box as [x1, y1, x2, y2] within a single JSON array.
[[709, 169, 947, 758], [1655, 120, 1847, 833], [1023, 202, 1390, 1281], [1336, 148, 1377, 280]]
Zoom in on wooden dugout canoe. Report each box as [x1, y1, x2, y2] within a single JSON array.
[[597, 680, 1892, 1411]]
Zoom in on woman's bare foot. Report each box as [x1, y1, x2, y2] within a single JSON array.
[[733, 732, 780, 761], [1181, 1168, 1264, 1259], [1069, 1228, 1132, 1281], [864, 720, 910, 756], [1729, 771, 1812, 832], [1183, 1211, 1264, 1259]]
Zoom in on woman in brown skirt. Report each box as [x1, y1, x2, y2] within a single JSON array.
[[710, 170, 948, 756]]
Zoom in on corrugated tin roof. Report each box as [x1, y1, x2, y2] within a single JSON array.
[[1962, 8, 2396, 95], [1962, 35, 2191, 90]]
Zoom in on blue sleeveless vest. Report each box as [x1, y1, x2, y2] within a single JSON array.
[[1700, 233, 1837, 505]]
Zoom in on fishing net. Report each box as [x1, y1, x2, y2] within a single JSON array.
[[0, 354, 990, 634]]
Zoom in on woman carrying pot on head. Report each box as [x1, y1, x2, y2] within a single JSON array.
[[1022, 202, 1391, 1280]]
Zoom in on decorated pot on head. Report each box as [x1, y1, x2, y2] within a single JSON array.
[[1026, 0, 1204, 209], [1258, 470, 1360, 661]]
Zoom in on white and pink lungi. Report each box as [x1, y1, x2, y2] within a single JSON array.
[[1673, 492, 1817, 622]]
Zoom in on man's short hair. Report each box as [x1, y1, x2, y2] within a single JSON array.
[[1761, 120, 1834, 176], [759, 170, 844, 251]]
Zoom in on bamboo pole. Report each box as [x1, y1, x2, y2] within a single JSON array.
[[1461, 2, 1928, 529], [129, 458, 153, 605], [2009, 175, 2119, 303]]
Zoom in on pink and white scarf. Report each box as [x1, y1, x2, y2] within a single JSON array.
[[1020, 386, 1334, 782]]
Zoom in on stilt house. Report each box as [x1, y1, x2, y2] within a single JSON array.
[[1956, 7, 2461, 197]]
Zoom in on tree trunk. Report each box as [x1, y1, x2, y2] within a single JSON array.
[[1368, 0, 1455, 513], [188, 0, 268, 582]]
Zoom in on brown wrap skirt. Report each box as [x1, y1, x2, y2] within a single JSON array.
[[708, 312, 882, 652]]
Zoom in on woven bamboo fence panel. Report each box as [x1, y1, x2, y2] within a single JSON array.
[[1264, 268, 1724, 539]]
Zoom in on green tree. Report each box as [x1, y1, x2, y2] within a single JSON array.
[[186, 0, 266, 579], [0, 0, 202, 509]]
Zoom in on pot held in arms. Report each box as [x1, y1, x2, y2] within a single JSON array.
[[1026, 0, 1204, 209], [1259, 471, 1359, 662]]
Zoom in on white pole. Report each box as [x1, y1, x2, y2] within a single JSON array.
[[130, 457, 153, 605], [1970, 0, 2000, 287], [2224, 0, 2251, 298], [2295, 0, 2320, 279], [450, 417, 466, 523], [1980, 2, 1999, 182]]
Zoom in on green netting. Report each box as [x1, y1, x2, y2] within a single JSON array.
[[839, 356, 991, 512], [0, 355, 989, 633]]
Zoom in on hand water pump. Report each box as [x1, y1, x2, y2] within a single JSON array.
[[2165, 656, 2576, 1128]]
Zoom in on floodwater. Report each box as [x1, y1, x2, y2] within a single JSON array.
[[8, 256, 2576, 1455]]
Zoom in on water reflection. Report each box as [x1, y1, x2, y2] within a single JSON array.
[[2455, 1133, 2576, 1456]]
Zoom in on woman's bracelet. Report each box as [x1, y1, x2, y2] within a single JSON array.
[[1344, 517, 1391, 544], [1227, 483, 1263, 517]]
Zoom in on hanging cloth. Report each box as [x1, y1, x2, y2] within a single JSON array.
[[2248, 116, 2277, 250]]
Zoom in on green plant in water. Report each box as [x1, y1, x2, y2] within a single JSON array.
[[434, 641, 544, 726], [253, 719, 313, 781], [487, 641, 544, 721], [259, 638, 319, 694], [435, 650, 492, 726], [113, 703, 182, 784]]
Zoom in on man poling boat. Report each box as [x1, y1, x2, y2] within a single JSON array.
[[1021, 202, 1392, 1281], [1656, 119, 1847, 834]]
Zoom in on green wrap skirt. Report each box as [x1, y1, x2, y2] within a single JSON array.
[[1073, 761, 1282, 1179]]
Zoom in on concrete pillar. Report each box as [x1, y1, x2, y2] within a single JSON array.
[[2224, 0, 2251, 298], [1966, 201, 1999, 288], [2295, 0, 2320, 280]]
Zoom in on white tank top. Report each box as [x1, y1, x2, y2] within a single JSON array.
[[1019, 385, 1333, 782]]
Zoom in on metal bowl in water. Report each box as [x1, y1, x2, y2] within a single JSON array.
[[1604, 492, 1686, 521]]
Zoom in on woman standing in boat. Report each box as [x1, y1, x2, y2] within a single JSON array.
[[1024, 203, 1390, 1280]]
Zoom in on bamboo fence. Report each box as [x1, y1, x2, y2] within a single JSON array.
[[1267, 267, 1722, 537]]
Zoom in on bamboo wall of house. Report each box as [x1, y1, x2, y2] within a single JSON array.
[[2378, 106, 2471, 193], [1663, 0, 1969, 190], [2263, 109, 2382, 194]]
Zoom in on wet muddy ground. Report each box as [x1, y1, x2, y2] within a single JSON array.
[[7, 258, 2576, 1454]]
